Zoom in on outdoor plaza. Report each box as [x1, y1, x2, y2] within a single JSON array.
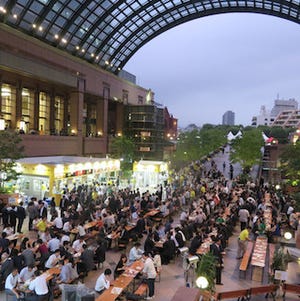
[[0, 147, 299, 301]]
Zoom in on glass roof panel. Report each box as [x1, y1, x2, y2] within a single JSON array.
[[0, 0, 299, 72]]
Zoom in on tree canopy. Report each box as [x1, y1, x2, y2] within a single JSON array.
[[230, 128, 264, 171], [0, 130, 24, 190]]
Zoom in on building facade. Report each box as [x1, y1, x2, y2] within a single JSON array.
[[0, 24, 176, 160], [222, 111, 235, 126]]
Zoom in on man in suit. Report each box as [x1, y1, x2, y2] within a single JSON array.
[[210, 236, 225, 285], [38, 200, 47, 219]]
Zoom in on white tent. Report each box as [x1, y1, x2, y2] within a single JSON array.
[[262, 132, 269, 142], [227, 131, 235, 141]]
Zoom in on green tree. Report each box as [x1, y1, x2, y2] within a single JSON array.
[[0, 130, 24, 191], [280, 141, 300, 184], [230, 128, 264, 172], [110, 135, 135, 178]]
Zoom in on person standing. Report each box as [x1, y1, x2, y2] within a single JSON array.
[[16, 202, 26, 233], [142, 252, 157, 300], [238, 207, 250, 231], [210, 237, 224, 285], [237, 226, 251, 259]]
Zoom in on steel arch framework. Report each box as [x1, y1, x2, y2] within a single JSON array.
[[0, 0, 299, 74]]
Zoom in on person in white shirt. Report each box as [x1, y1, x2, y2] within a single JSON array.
[[45, 249, 61, 269], [19, 264, 36, 282], [142, 252, 157, 300], [77, 223, 86, 237], [62, 220, 72, 233], [128, 242, 143, 263], [28, 270, 49, 301], [52, 215, 63, 230], [72, 237, 86, 253], [48, 235, 60, 253], [5, 267, 20, 301], [95, 268, 112, 294], [60, 232, 71, 245]]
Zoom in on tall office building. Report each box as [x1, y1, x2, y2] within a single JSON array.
[[222, 111, 235, 126]]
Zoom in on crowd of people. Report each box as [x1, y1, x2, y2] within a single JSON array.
[[0, 145, 299, 300]]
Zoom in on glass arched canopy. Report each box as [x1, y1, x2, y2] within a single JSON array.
[[0, 0, 299, 74]]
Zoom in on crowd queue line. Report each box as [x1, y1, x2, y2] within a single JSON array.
[[0, 152, 299, 301]]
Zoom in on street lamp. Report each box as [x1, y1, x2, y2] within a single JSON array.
[[196, 276, 209, 289]]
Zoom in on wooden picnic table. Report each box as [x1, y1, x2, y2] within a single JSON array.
[[143, 209, 160, 218], [251, 236, 268, 282], [96, 260, 144, 301]]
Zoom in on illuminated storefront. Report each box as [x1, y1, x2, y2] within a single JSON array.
[[16, 156, 120, 202], [132, 160, 168, 190]]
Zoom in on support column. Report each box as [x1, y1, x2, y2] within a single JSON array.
[[0, 75, 2, 114], [63, 94, 69, 135], [49, 89, 55, 135], [15, 80, 22, 130], [69, 78, 84, 155], [116, 103, 124, 136], [103, 86, 109, 154], [96, 97, 104, 136], [33, 86, 40, 132]]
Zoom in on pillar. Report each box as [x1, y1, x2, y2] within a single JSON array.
[[49, 89, 55, 135], [33, 86, 40, 132], [69, 78, 84, 155], [15, 80, 22, 130], [116, 103, 124, 135]]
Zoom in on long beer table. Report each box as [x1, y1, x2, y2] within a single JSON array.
[[96, 260, 144, 301]]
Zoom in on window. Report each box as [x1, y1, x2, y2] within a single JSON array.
[[39, 92, 50, 134], [22, 88, 34, 133], [1, 84, 16, 129], [54, 96, 64, 134], [138, 96, 143, 104]]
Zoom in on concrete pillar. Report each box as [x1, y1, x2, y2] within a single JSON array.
[[69, 78, 85, 155], [103, 86, 109, 154], [96, 97, 104, 136], [33, 86, 39, 131], [116, 103, 124, 135], [49, 89, 55, 135], [15, 80, 22, 130]]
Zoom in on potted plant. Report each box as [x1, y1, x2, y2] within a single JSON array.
[[196, 252, 216, 294]]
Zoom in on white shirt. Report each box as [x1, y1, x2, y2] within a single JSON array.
[[142, 257, 157, 279], [95, 273, 110, 292], [19, 267, 35, 282], [63, 221, 72, 232], [53, 217, 63, 229], [5, 273, 18, 290], [45, 253, 60, 269], [129, 246, 142, 263], [48, 238, 60, 252], [29, 275, 49, 295], [72, 239, 86, 253], [61, 235, 71, 245], [78, 225, 86, 237]]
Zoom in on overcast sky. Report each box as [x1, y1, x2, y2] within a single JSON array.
[[125, 13, 300, 128]]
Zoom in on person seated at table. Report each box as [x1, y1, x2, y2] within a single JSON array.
[[77, 222, 86, 237], [72, 236, 86, 253], [58, 257, 75, 284], [27, 269, 49, 301], [128, 242, 143, 264], [36, 239, 49, 270], [36, 217, 48, 237], [60, 231, 71, 246], [161, 233, 176, 265], [0, 232, 9, 252], [5, 267, 20, 301], [48, 233, 61, 253], [3, 223, 14, 236], [19, 264, 36, 282], [95, 268, 112, 295], [114, 254, 127, 278], [11, 248, 24, 272], [51, 212, 63, 231], [45, 249, 62, 269], [134, 214, 146, 238], [189, 232, 202, 256], [144, 233, 155, 254], [80, 244, 96, 272], [20, 237, 30, 252], [94, 240, 107, 269], [152, 248, 162, 274]]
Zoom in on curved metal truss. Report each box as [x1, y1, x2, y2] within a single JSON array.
[[0, 0, 299, 74]]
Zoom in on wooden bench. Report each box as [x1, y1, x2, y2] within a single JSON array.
[[268, 243, 275, 275], [134, 283, 148, 298], [239, 241, 254, 278], [249, 284, 277, 301], [216, 289, 250, 300], [283, 283, 300, 300]]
